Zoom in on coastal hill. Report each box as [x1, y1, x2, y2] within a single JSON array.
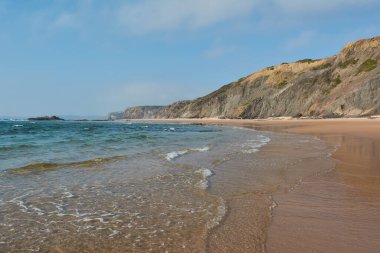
[[109, 36, 380, 120]]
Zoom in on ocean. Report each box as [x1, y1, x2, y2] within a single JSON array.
[[0, 120, 276, 252]]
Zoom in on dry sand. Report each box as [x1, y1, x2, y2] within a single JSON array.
[[130, 118, 380, 252]]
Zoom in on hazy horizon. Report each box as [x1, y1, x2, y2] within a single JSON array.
[[0, 114, 106, 120], [1, 0, 380, 117]]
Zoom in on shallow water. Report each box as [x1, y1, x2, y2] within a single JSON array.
[[0, 121, 275, 252], [266, 134, 380, 253], [201, 131, 336, 252]]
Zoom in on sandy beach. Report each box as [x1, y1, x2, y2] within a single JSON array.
[[3, 2, 380, 251], [131, 118, 380, 252]]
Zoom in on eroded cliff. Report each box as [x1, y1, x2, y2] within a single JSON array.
[[117, 36, 380, 119]]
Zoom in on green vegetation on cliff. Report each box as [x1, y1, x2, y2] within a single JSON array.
[[338, 58, 358, 68], [274, 80, 288, 89], [357, 59, 378, 74], [321, 75, 342, 95], [296, 59, 318, 64]]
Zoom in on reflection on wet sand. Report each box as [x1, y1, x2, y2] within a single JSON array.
[[205, 133, 336, 252], [333, 135, 380, 194], [266, 133, 380, 253]]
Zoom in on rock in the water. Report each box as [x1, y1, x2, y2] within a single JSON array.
[[28, 116, 64, 121]]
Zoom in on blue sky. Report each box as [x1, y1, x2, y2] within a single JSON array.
[[1, 0, 379, 117]]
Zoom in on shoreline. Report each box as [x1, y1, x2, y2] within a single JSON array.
[[130, 118, 380, 252]]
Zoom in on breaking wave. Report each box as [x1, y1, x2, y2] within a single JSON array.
[[165, 146, 210, 161]]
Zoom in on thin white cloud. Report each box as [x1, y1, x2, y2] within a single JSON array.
[[250, 0, 378, 33], [204, 44, 237, 58], [52, 12, 76, 28], [285, 31, 316, 51], [0, 1, 6, 16], [21, 0, 379, 36], [28, 0, 94, 33], [274, 0, 376, 13], [115, 0, 378, 35], [118, 0, 259, 34]]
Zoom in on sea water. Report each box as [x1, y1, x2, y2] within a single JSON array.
[[0, 120, 271, 252]]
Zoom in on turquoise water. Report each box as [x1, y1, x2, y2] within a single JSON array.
[[0, 121, 224, 172], [0, 120, 271, 252]]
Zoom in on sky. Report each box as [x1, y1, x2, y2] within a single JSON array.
[[0, 0, 379, 117]]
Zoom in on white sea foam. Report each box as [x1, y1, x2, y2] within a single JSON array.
[[8, 197, 45, 215], [63, 191, 74, 198], [241, 134, 271, 154], [31, 206, 44, 216], [165, 146, 210, 161], [271, 200, 277, 210], [9, 119, 28, 122], [207, 197, 226, 229], [109, 230, 119, 237], [94, 217, 109, 223], [9, 199, 28, 212], [13, 124, 23, 127], [192, 146, 210, 152], [195, 168, 213, 190], [100, 212, 114, 217], [197, 168, 213, 178], [327, 143, 341, 157], [166, 150, 188, 161]]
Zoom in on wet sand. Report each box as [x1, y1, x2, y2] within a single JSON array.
[[132, 118, 380, 252], [257, 120, 380, 253]]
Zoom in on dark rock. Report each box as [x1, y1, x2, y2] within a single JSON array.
[[28, 116, 64, 121]]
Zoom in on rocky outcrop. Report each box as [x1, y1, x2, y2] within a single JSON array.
[[117, 36, 380, 119], [28, 116, 64, 121], [107, 111, 125, 120], [122, 106, 165, 119]]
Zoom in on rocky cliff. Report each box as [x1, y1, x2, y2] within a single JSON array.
[[107, 111, 124, 120], [117, 36, 380, 119], [124, 106, 166, 119]]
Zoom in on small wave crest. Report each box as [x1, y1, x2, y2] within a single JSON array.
[[195, 168, 213, 190], [166, 150, 188, 161], [165, 146, 210, 161], [207, 197, 226, 230], [241, 134, 271, 154], [192, 146, 210, 152]]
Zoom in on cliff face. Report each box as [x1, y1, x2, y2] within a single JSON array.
[[107, 111, 124, 120], [122, 106, 165, 119], [119, 36, 380, 119]]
